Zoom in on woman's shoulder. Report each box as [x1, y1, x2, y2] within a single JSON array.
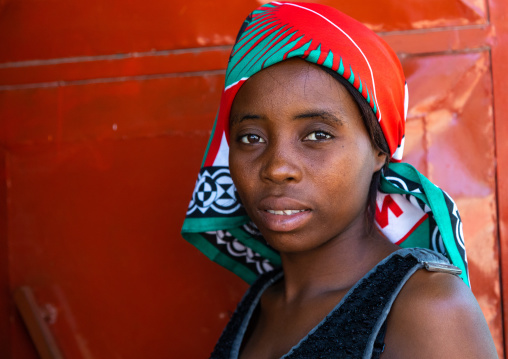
[[382, 268, 498, 358]]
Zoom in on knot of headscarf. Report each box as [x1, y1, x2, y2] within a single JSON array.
[[181, 1, 469, 285]]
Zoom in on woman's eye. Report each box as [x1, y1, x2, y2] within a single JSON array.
[[240, 134, 266, 144], [304, 131, 332, 141]]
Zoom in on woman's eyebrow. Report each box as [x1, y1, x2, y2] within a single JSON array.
[[294, 111, 344, 125], [230, 114, 261, 126]]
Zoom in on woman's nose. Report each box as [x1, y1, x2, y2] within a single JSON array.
[[260, 140, 302, 184]]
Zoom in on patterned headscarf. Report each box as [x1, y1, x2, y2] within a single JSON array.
[[181, 1, 469, 285]]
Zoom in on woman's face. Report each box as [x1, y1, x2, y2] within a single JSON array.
[[229, 59, 385, 254]]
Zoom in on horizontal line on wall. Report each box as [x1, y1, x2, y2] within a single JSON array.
[[0, 129, 213, 151], [0, 46, 233, 68], [376, 23, 489, 36], [0, 69, 226, 91], [397, 45, 490, 59]]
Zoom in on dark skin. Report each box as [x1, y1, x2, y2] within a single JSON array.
[[228, 59, 497, 358]]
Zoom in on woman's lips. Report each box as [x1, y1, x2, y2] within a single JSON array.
[[266, 209, 307, 215], [257, 197, 312, 232], [258, 208, 311, 232]]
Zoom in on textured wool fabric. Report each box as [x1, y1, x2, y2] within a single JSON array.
[[181, 1, 469, 285]]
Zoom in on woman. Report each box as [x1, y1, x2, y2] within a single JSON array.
[[182, 2, 497, 358]]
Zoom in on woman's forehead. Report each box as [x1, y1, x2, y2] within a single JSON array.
[[247, 58, 334, 84], [230, 59, 357, 118]]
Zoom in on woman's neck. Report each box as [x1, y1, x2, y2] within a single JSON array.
[[278, 230, 398, 304]]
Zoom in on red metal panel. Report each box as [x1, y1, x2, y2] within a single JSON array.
[[323, 0, 487, 31], [383, 25, 494, 55], [0, 73, 247, 357], [401, 51, 503, 356], [0, 150, 10, 356], [8, 138, 248, 358], [0, 0, 487, 63], [0, 75, 225, 147], [0, 74, 237, 358], [0, 0, 251, 62]]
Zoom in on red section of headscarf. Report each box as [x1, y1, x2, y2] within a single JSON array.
[[204, 81, 244, 167]]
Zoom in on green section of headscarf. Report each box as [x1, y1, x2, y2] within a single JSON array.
[[201, 113, 219, 167], [184, 232, 259, 284], [181, 216, 250, 233], [380, 163, 469, 286], [398, 218, 431, 249]]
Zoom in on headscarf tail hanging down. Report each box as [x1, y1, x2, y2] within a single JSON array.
[[181, 1, 469, 286]]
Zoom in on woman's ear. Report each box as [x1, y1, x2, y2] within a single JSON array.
[[373, 150, 388, 173]]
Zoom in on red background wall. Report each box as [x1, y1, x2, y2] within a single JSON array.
[[1, 0, 507, 357]]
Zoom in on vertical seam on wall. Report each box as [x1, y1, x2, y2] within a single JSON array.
[[4, 149, 12, 358], [487, 45, 506, 358]]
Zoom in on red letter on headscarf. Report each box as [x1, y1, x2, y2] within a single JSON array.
[[376, 195, 403, 228]]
